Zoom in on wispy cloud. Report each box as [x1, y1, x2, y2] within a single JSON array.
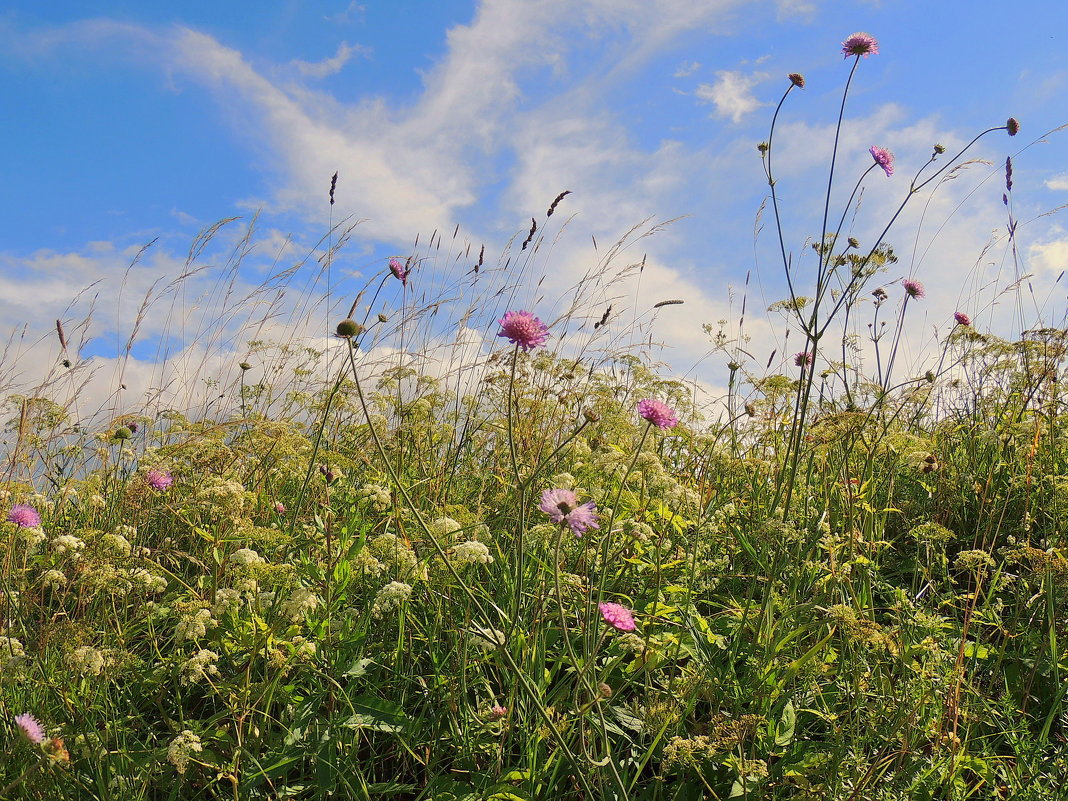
[[291, 41, 370, 78], [695, 70, 769, 123]]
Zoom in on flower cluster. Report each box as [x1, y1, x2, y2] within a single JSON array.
[[539, 488, 599, 536], [637, 399, 679, 430], [7, 504, 41, 528], [167, 730, 204, 775], [451, 540, 494, 566], [373, 581, 414, 617], [599, 602, 637, 632], [146, 469, 174, 491], [497, 310, 550, 351]]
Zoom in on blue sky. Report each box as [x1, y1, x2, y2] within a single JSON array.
[[1, 0, 1066, 414]]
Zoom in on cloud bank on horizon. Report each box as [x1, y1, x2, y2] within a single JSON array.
[[0, 0, 1065, 418]]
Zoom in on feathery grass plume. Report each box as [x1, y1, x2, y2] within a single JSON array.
[[546, 190, 572, 217], [521, 217, 537, 250]]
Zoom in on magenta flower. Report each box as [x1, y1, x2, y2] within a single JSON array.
[[902, 279, 926, 299], [539, 488, 599, 536], [7, 504, 41, 529], [842, 32, 879, 58], [274, 502, 286, 514], [954, 311, 971, 326], [15, 713, 45, 745], [598, 602, 637, 632], [145, 469, 174, 491], [388, 257, 408, 287], [869, 146, 894, 177], [794, 351, 814, 368], [497, 310, 550, 352], [637, 399, 679, 430]]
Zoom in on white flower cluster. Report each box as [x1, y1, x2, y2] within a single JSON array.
[[372, 581, 413, 617], [176, 609, 216, 641], [0, 636, 26, 672], [370, 534, 423, 580], [179, 649, 219, 685], [100, 532, 132, 557], [211, 588, 244, 617], [429, 517, 463, 540], [357, 483, 392, 512], [280, 586, 321, 622], [229, 548, 264, 566], [42, 569, 67, 587], [66, 645, 112, 677], [450, 540, 494, 566], [167, 730, 203, 775], [468, 624, 506, 651], [52, 534, 86, 558], [16, 526, 46, 551], [129, 568, 168, 594]]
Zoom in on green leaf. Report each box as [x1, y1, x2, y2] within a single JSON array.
[[775, 700, 796, 747]]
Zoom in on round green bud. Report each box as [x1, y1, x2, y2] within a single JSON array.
[[336, 319, 364, 338]]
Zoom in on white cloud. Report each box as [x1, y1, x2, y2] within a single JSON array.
[[674, 60, 700, 78], [1046, 172, 1068, 191], [291, 41, 369, 78], [695, 70, 769, 123], [1028, 232, 1068, 275]]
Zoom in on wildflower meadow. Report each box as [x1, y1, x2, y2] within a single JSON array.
[[4, 30, 1068, 801]]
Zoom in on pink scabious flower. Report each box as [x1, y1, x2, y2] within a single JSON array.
[[598, 602, 637, 632], [842, 32, 879, 58], [794, 351, 814, 368], [637, 399, 679, 430], [539, 488, 599, 536], [15, 713, 45, 745], [869, 146, 894, 177], [488, 705, 508, 720], [902, 279, 926, 299], [274, 502, 286, 514], [7, 504, 41, 528], [954, 311, 971, 326], [497, 310, 550, 351], [145, 469, 174, 491], [388, 257, 408, 287]]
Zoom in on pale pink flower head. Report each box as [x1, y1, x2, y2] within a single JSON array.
[[7, 504, 41, 528], [794, 351, 814, 368], [488, 705, 508, 720], [954, 311, 971, 326], [637, 399, 678, 430], [388, 257, 408, 287], [145, 469, 174, 491], [274, 502, 286, 514], [15, 713, 45, 745], [869, 146, 894, 177], [539, 488, 599, 536], [842, 32, 879, 58], [497, 310, 550, 351], [902, 279, 926, 299], [598, 602, 636, 632]]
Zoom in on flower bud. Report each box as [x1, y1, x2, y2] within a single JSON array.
[[336, 319, 364, 338]]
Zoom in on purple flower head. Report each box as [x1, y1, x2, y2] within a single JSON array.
[[7, 504, 41, 529], [788, 73, 805, 89], [842, 32, 879, 58], [539, 488, 599, 536], [388, 257, 408, 287], [497, 310, 550, 352], [869, 146, 894, 177], [637, 399, 679, 430], [954, 311, 971, 326], [598, 602, 636, 632], [794, 351, 814, 368], [145, 469, 174, 491], [902, 279, 926, 300], [1006, 117, 1020, 137], [15, 713, 45, 745]]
